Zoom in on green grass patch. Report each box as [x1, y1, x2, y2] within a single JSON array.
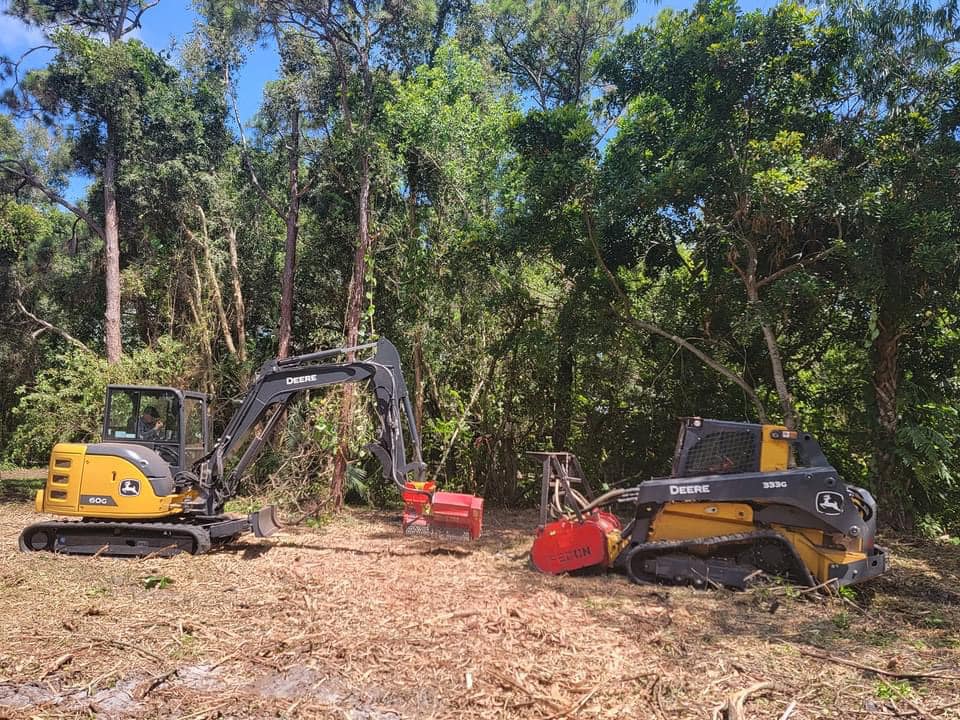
[[875, 679, 913, 701], [142, 575, 174, 590]]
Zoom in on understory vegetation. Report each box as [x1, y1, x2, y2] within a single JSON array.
[[1, 0, 958, 530]]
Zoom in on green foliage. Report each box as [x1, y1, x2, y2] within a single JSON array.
[[837, 585, 858, 602], [142, 575, 173, 590], [874, 680, 913, 701], [0, 0, 958, 530], [6, 338, 193, 465], [832, 610, 851, 631]]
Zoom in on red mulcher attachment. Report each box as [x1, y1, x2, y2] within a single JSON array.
[[527, 452, 626, 574], [531, 511, 622, 574], [402, 481, 484, 540]]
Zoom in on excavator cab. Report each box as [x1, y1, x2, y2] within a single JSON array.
[[102, 386, 211, 473]]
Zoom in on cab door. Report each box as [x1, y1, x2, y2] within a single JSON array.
[[182, 396, 207, 468]]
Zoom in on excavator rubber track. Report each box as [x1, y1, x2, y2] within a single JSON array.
[[19, 520, 212, 557], [621, 530, 816, 589]]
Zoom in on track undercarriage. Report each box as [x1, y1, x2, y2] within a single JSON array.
[[19, 507, 280, 557], [621, 530, 815, 588]]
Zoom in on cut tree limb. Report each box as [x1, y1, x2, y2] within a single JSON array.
[[797, 649, 960, 680], [713, 682, 774, 720]]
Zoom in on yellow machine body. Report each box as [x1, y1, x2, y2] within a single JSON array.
[[641, 425, 876, 585], [645, 502, 875, 585], [36, 443, 195, 520]]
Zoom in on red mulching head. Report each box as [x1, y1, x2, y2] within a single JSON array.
[[402, 483, 484, 541]]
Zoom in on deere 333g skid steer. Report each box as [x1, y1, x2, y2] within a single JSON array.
[[530, 418, 886, 589], [20, 338, 482, 557]]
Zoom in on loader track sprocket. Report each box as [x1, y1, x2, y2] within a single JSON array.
[[621, 530, 815, 589], [19, 520, 212, 557]]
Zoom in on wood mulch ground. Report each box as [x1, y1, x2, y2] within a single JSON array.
[[0, 485, 958, 719]]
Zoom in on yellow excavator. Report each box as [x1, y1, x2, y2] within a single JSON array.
[[20, 338, 482, 556]]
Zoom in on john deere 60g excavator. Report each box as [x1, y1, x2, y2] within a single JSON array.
[[530, 417, 886, 589], [20, 338, 482, 556]]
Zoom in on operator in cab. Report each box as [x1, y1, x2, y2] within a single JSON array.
[[135, 406, 165, 440]]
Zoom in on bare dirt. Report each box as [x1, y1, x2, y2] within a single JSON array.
[[0, 489, 958, 719]]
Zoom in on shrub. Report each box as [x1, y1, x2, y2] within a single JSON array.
[[6, 337, 191, 465]]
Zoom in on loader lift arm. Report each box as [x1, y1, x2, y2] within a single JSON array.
[[193, 338, 427, 516]]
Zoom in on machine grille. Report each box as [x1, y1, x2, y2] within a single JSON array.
[[681, 430, 758, 476]]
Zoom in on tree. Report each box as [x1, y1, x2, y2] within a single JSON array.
[[483, 0, 633, 110], [1, 0, 162, 362], [827, 0, 960, 525], [597, 0, 848, 429], [488, 0, 632, 449]]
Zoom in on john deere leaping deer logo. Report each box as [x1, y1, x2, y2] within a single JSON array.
[[119, 479, 141, 497], [816, 491, 844, 515]]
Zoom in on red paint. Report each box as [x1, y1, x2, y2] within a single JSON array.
[[402, 483, 484, 540], [530, 512, 621, 575]]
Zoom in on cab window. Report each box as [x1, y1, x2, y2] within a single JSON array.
[[183, 397, 206, 466], [106, 392, 136, 439], [105, 390, 180, 443]]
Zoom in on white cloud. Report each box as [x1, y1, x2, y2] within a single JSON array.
[[0, 11, 48, 55]]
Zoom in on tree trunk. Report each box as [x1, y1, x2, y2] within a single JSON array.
[[413, 329, 425, 435], [332, 154, 373, 509], [278, 108, 301, 360], [740, 240, 797, 429], [103, 128, 122, 364], [195, 210, 237, 358], [552, 292, 577, 449], [871, 309, 907, 528], [188, 252, 214, 392], [226, 226, 247, 362]]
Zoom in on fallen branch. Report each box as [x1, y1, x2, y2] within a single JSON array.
[[400, 609, 479, 631], [713, 682, 773, 720], [798, 649, 960, 681], [39, 653, 73, 680], [486, 669, 565, 714], [542, 674, 611, 720], [778, 700, 797, 720], [135, 667, 179, 699], [98, 639, 164, 665]]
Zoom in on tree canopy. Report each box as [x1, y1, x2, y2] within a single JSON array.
[[1, 0, 958, 531]]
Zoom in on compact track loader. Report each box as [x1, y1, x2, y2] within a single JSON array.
[[529, 418, 886, 589], [20, 338, 482, 557]]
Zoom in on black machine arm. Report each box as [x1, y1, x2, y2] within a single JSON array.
[[194, 338, 425, 514]]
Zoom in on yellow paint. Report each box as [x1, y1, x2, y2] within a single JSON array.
[[648, 502, 755, 541], [41, 444, 85, 514], [605, 529, 629, 566], [759, 425, 790, 472], [38, 442, 195, 520], [771, 525, 870, 584]]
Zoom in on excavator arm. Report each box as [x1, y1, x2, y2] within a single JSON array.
[[191, 339, 426, 515]]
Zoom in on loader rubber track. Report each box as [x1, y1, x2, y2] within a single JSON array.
[[621, 529, 816, 589], [19, 520, 212, 557]]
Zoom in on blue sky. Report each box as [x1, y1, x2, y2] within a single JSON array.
[[0, 0, 776, 199]]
